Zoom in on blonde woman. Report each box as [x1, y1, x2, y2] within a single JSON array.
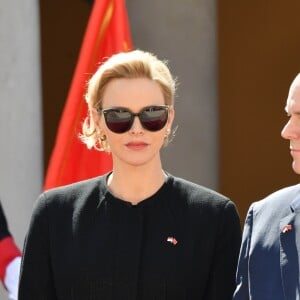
[[19, 50, 241, 300]]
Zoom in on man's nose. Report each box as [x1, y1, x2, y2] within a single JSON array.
[[281, 119, 297, 140]]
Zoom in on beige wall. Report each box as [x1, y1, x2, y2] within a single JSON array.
[[126, 0, 218, 188]]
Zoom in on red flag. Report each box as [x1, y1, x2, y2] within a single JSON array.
[[44, 0, 133, 190]]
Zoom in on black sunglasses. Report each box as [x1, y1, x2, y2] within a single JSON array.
[[98, 105, 169, 134]]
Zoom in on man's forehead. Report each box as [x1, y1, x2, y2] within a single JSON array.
[[289, 73, 300, 97], [285, 97, 300, 114], [286, 74, 300, 111]]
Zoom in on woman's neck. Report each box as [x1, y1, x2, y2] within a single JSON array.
[[107, 165, 167, 204]]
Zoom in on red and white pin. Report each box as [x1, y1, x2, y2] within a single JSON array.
[[167, 236, 178, 245], [281, 224, 292, 233]]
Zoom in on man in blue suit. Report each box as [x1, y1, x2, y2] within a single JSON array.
[[233, 73, 300, 300]]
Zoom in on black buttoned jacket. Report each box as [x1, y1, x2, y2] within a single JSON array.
[[19, 174, 241, 300]]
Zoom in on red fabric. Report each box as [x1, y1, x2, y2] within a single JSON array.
[[0, 237, 21, 282], [44, 0, 133, 190]]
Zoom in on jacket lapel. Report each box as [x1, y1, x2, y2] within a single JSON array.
[[280, 196, 300, 300]]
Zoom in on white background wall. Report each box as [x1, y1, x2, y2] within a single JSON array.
[[0, 1, 42, 298]]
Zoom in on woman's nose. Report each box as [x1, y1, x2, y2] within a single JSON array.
[[129, 116, 144, 134]]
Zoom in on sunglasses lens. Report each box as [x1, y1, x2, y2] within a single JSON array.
[[102, 106, 169, 133], [104, 110, 132, 133], [140, 107, 168, 131]]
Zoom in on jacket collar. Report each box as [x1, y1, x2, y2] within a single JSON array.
[[280, 189, 300, 299], [290, 192, 300, 212]]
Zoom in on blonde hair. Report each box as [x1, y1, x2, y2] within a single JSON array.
[[80, 49, 177, 151]]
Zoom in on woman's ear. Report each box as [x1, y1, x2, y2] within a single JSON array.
[[91, 108, 101, 127], [92, 107, 107, 137], [167, 106, 175, 127]]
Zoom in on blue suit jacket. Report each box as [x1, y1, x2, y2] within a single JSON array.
[[233, 184, 300, 300]]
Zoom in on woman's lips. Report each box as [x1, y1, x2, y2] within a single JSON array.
[[126, 142, 148, 150]]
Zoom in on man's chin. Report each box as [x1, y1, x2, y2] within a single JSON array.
[[292, 161, 300, 174]]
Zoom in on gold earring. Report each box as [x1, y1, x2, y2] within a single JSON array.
[[100, 135, 106, 142], [99, 134, 111, 152]]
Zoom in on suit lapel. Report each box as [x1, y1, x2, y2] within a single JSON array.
[[280, 197, 300, 300]]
